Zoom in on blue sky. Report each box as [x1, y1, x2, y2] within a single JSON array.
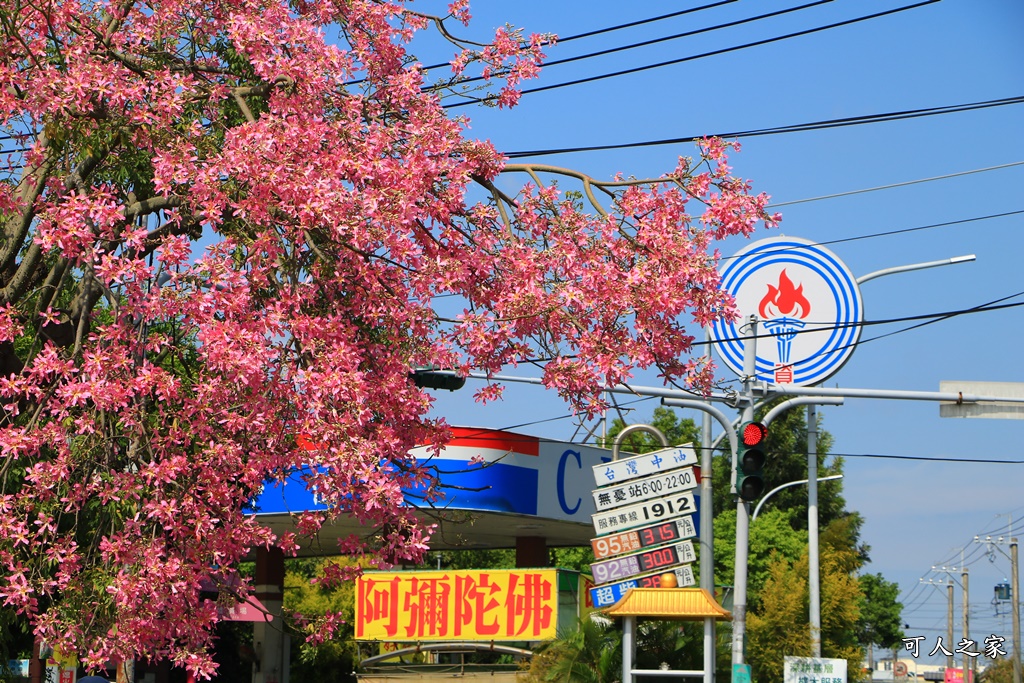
[[411, 0, 1024, 665]]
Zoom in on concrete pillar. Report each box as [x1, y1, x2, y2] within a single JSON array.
[[253, 547, 288, 683]]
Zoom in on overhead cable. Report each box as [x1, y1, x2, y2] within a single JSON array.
[[503, 95, 1024, 158], [446, 0, 941, 108]]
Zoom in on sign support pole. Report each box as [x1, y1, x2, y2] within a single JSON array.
[[731, 316, 757, 674], [613, 424, 669, 683], [701, 329, 716, 683], [808, 403, 822, 657]]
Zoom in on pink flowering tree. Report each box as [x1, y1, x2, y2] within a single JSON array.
[[0, 0, 778, 673]]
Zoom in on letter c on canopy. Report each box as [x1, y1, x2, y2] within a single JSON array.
[[557, 449, 582, 515]]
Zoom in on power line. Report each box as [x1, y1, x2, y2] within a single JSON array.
[[551, 1, 741, 45], [503, 95, 1024, 158], [446, 0, 941, 108], [407, 1, 743, 79], [689, 290, 1024, 348], [834, 452, 1024, 465], [448, 0, 836, 87], [718, 209, 1024, 263], [768, 162, 1024, 209]]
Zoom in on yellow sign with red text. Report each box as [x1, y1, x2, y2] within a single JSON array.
[[355, 569, 557, 641]]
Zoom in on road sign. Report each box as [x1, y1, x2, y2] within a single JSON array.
[[590, 540, 696, 585], [592, 491, 696, 535], [592, 444, 696, 487], [592, 466, 698, 511], [589, 564, 696, 608], [783, 657, 847, 683], [710, 236, 863, 386], [591, 515, 698, 560], [939, 381, 1024, 419]]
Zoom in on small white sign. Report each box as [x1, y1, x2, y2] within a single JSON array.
[[592, 491, 696, 534], [783, 656, 847, 683], [592, 444, 697, 487], [592, 466, 698, 511]]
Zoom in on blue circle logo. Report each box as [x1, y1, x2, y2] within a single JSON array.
[[710, 237, 863, 386]]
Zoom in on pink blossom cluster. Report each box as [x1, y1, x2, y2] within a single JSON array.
[[0, 0, 777, 674]]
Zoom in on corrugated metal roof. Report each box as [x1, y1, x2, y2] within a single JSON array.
[[600, 588, 732, 620]]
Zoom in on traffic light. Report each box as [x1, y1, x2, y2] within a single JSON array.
[[736, 421, 767, 501], [409, 368, 466, 391]]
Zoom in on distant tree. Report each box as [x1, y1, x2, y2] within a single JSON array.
[[549, 547, 595, 574], [857, 573, 905, 661], [713, 507, 807, 606], [980, 657, 1017, 683]]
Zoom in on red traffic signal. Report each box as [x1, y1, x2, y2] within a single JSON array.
[[737, 421, 768, 501], [741, 421, 767, 448]]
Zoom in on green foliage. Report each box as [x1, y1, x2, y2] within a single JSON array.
[[980, 656, 1020, 683], [714, 507, 808, 606], [527, 618, 621, 683], [746, 545, 866, 683], [857, 573, 905, 651], [634, 620, 705, 673], [423, 548, 516, 570], [550, 547, 595, 574], [284, 558, 360, 683]]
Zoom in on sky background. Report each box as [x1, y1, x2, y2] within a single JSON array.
[[405, 0, 1024, 666]]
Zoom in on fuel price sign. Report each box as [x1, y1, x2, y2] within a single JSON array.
[[589, 564, 696, 608], [591, 515, 697, 560], [590, 540, 696, 586]]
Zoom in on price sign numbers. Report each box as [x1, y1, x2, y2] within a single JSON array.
[[591, 515, 697, 560], [590, 540, 695, 586]]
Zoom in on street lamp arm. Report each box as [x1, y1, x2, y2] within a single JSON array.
[[856, 255, 976, 285], [751, 474, 843, 521]]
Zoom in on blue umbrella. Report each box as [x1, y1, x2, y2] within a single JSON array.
[[78, 676, 110, 683]]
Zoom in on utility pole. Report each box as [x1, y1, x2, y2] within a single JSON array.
[[976, 533, 1022, 683], [932, 568, 969, 680], [1013, 538, 1022, 683], [949, 581, 955, 673], [963, 567, 970, 683]]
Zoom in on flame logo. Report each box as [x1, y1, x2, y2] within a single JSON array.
[[758, 269, 811, 320]]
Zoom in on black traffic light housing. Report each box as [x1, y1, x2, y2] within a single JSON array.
[[736, 421, 767, 501], [410, 368, 466, 392]]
